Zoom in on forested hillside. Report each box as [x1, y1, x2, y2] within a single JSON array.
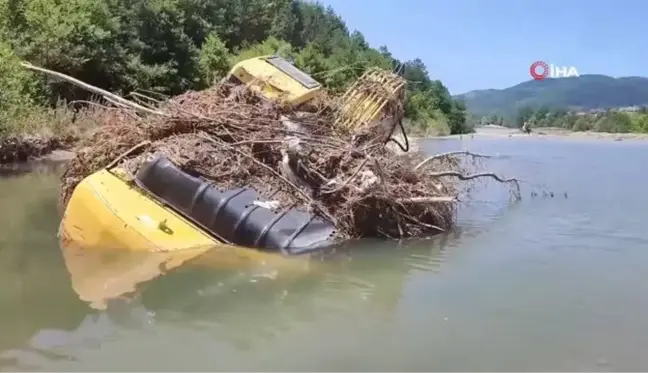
[[456, 75, 648, 127], [0, 0, 472, 136]]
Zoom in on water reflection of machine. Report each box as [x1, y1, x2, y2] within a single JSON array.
[[57, 238, 313, 310], [56, 232, 459, 347]]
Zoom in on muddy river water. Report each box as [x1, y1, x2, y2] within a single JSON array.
[[0, 136, 647, 371]]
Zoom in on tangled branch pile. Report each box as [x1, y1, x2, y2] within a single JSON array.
[[56, 73, 519, 241]]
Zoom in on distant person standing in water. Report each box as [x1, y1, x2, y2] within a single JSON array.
[[522, 121, 532, 134]]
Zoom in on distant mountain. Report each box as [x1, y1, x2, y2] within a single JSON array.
[[455, 75, 648, 122]]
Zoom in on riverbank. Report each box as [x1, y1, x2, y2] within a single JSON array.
[[437, 125, 648, 142], [0, 104, 104, 166], [0, 136, 78, 165]]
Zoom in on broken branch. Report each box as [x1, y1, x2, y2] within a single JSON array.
[[20, 62, 167, 117], [414, 151, 492, 170]]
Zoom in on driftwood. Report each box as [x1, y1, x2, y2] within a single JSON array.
[[20, 62, 167, 117]]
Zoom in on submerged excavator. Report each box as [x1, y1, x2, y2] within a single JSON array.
[[59, 55, 408, 258]]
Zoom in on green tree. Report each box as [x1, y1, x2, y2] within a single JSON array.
[[0, 0, 468, 136], [572, 116, 592, 131], [0, 42, 47, 135], [229, 36, 295, 66], [515, 106, 534, 128], [198, 32, 231, 86], [630, 112, 648, 132], [269, 0, 299, 43]]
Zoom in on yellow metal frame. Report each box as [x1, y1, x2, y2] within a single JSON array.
[[227, 55, 322, 107], [334, 67, 406, 133]]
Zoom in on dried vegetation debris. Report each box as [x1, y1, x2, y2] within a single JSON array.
[[56, 77, 519, 241]]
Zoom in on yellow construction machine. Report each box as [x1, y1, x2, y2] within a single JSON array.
[[59, 55, 407, 259]]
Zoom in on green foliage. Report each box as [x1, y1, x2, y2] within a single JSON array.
[[0, 41, 48, 135], [293, 43, 328, 76], [511, 105, 648, 133], [515, 106, 534, 128], [198, 32, 231, 85], [630, 112, 648, 132], [572, 116, 592, 132], [0, 0, 469, 136], [229, 36, 295, 65]]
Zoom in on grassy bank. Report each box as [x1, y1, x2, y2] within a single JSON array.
[[0, 105, 99, 164]]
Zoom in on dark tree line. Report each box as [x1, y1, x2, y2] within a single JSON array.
[[0, 0, 473, 135]]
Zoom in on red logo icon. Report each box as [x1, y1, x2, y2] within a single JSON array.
[[530, 61, 549, 80]]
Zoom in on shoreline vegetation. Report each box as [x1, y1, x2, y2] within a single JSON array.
[[472, 106, 648, 135], [426, 125, 648, 143], [0, 0, 471, 165]]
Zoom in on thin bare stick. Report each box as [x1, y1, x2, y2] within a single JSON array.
[[128, 91, 163, 105], [397, 196, 456, 203], [132, 89, 169, 101], [426, 171, 517, 183], [105, 141, 151, 170], [103, 96, 132, 110], [128, 92, 162, 110], [230, 139, 285, 146], [20, 62, 167, 117], [427, 170, 521, 199], [414, 151, 492, 170], [403, 215, 445, 232]]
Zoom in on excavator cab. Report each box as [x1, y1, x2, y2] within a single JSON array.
[[226, 56, 407, 135], [226, 55, 323, 107]]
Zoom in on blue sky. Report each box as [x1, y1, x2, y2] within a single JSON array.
[[319, 0, 647, 95]]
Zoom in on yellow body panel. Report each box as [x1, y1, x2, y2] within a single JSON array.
[[59, 168, 218, 252], [228, 56, 321, 106]]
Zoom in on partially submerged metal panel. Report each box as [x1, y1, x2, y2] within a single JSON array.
[[134, 156, 336, 255]]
